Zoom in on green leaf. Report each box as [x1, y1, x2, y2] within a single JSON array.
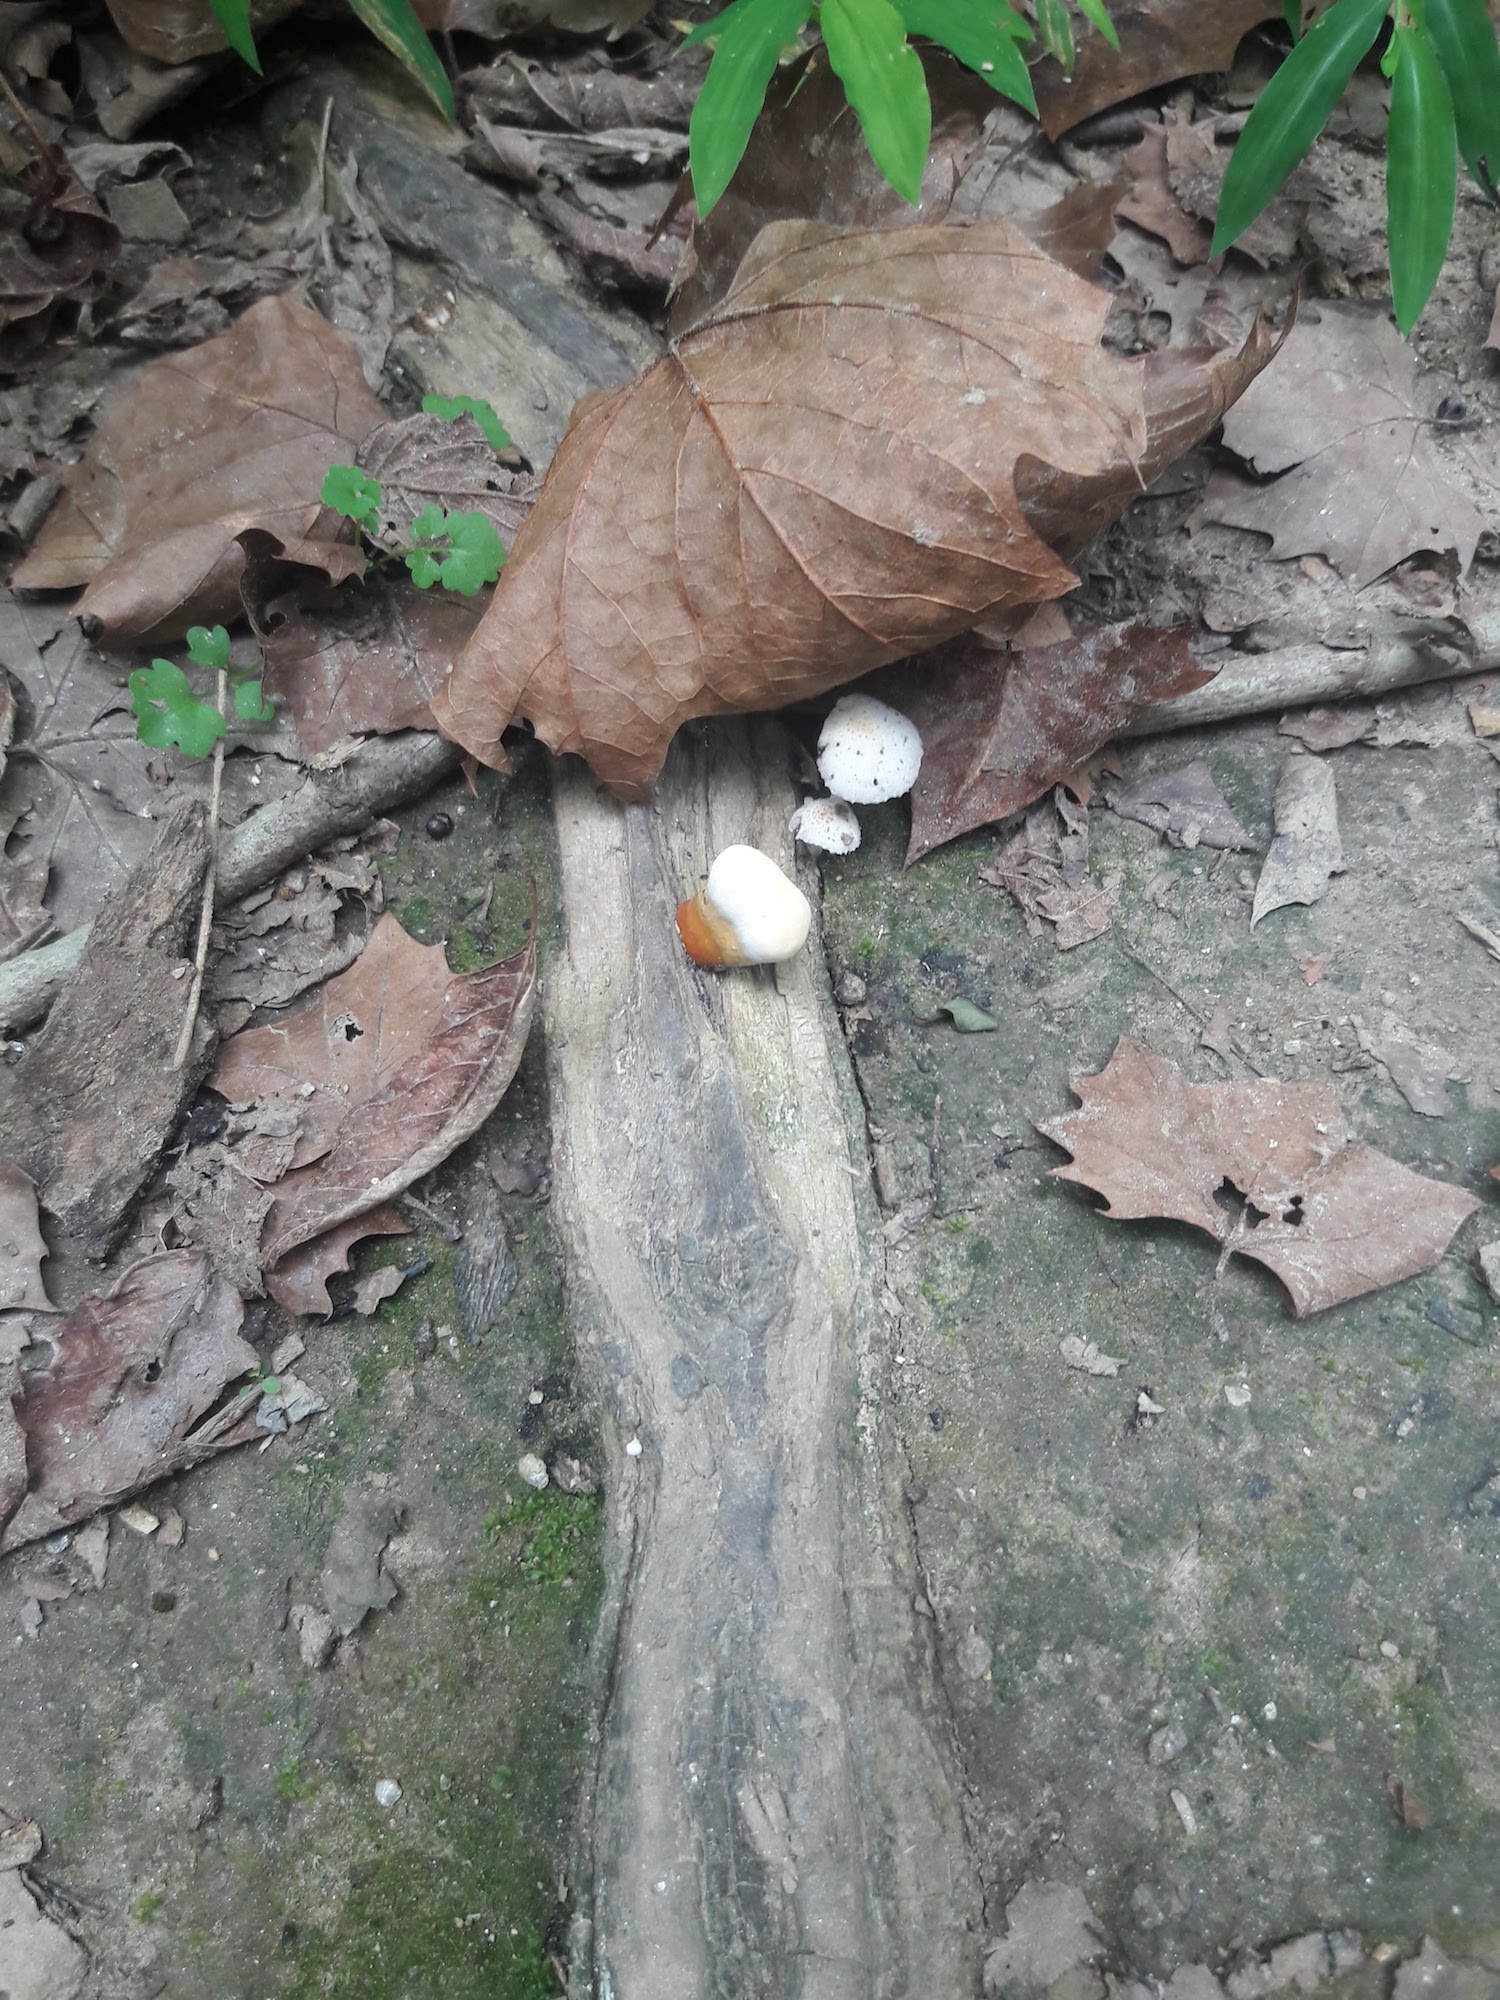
[[1076, 0, 1119, 51], [130, 660, 226, 760], [1283, 0, 1302, 41], [434, 510, 507, 594], [185, 623, 231, 670], [421, 392, 511, 452], [938, 998, 999, 1032], [821, 0, 932, 206], [322, 464, 383, 532], [680, 0, 759, 47], [1212, 0, 1389, 254], [688, 0, 813, 215], [208, 0, 262, 72], [344, 0, 454, 121], [1422, 0, 1500, 195], [233, 677, 276, 724], [1035, 0, 1075, 73], [1387, 20, 1457, 333], [896, 0, 1037, 116]]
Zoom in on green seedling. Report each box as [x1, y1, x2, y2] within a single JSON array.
[[129, 624, 273, 760], [422, 392, 512, 452], [323, 462, 509, 597]]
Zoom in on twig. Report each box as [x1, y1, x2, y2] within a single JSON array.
[[1457, 913, 1500, 964], [171, 671, 228, 1070]]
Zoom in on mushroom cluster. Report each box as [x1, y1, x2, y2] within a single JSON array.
[[790, 693, 923, 855]]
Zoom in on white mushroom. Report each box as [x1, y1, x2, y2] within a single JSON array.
[[817, 693, 923, 804], [789, 796, 861, 854], [676, 844, 811, 969]]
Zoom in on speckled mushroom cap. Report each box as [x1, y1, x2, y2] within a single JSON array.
[[789, 796, 861, 854], [816, 694, 923, 805]]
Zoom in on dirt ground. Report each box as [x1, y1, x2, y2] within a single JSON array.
[[2, 8, 1499, 1999]]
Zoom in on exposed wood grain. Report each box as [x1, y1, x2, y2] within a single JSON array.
[[545, 721, 978, 1996]]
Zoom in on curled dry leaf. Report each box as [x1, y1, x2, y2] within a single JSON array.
[[436, 218, 1281, 800], [899, 623, 1215, 862], [209, 913, 536, 1274], [13, 294, 382, 642], [0, 1250, 257, 1553], [1251, 754, 1343, 926], [0, 1163, 55, 1313], [1036, 1039, 1480, 1316]]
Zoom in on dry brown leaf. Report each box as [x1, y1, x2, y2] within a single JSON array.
[[417, 0, 651, 30], [1252, 755, 1343, 926], [208, 846, 384, 1028], [1105, 757, 1253, 851], [356, 412, 537, 557], [12, 294, 381, 642], [209, 914, 536, 1271], [1119, 122, 1213, 266], [1032, 0, 1280, 137], [102, 0, 301, 64], [0, 142, 119, 356], [982, 792, 1121, 950], [435, 219, 1163, 798], [898, 624, 1215, 862], [1198, 309, 1486, 588], [1036, 1039, 1480, 1316], [265, 1207, 410, 1318], [461, 49, 700, 135], [0, 1163, 55, 1313], [0, 1250, 257, 1553]]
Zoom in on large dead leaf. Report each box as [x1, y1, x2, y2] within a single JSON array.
[[12, 294, 381, 641], [207, 914, 536, 1272], [0, 1250, 257, 1552], [1036, 1039, 1480, 1316], [1197, 309, 1487, 588], [436, 219, 1279, 799], [1031, 0, 1281, 138], [898, 623, 1215, 862]]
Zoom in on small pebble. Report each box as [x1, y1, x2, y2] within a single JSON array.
[[1380, 1640, 1400, 1660], [835, 971, 868, 1008], [517, 1452, 549, 1490], [375, 1779, 402, 1809], [425, 813, 453, 840], [625, 1436, 643, 1459]]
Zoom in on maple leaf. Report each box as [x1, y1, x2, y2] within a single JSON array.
[[1197, 309, 1487, 588], [898, 623, 1215, 862], [1036, 1039, 1480, 1316], [12, 294, 381, 641], [207, 914, 536, 1276], [435, 218, 1279, 801]]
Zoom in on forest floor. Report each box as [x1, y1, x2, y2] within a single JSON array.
[[0, 6, 1498, 1999]]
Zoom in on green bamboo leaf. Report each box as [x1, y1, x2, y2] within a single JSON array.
[[1283, 0, 1301, 41], [1036, 0, 1075, 73], [1422, 0, 1500, 194], [1076, 0, 1119, 51], [896, 0, 1037, 115], [1212, 0, 1389, 253], [821, 0, 932, 205], [680, 0, 758, 46], [208, 0, 262, 72], [344, 0, 454, 121], [688, 0, 813, 215], [1387, 20, 1457, 333]]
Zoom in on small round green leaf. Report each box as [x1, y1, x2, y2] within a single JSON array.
[[185, 624, 231, 670], [1387, 21, 1458, 334], [322, 464, 383, 530], [421, 392, 511, 451], [233, 677, 276, 725], [129, 660, 226, 760]]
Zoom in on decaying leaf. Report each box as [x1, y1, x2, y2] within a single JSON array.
[[0, 1164, 55, 1313], [208, 914, 536, 1274], [900, 624, 1215, 862], [1036, 1039, 1480, 1316], [0, 1251, 258, 1552], [208, 845, 384, 1029], [12, 294, 381, 641], [264, 1207, 410, 1318], [1252, 755, 1343, 927], [1119, 121, 1214, 267], [102, 0, 302, 65], [0, 142, 119, 356], [1199, 310, 1487, 588], [1106, 757, 1254, 851], [1371, 1040, 1452, 1119], [1031, 0, 1281, 138], [436, 216, 1282, 799], [982, 791, 1121, 950], [435, 217, 1158, 796], [356, 410, 537, 556]]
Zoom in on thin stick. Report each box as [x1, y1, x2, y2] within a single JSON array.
[[171, 670, 228, 1070]]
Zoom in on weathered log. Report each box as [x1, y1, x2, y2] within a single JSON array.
[[545, 721, 979, 1997]]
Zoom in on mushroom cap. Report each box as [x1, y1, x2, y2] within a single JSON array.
[[816, 694, 923, 804], [703, 844, 811, 962], [789, 796, 861, 854]]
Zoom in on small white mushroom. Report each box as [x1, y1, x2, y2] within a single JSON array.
[[676, 844, 811, 969], [817, 693, 923, 804], [789, 796, 861, 854]]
